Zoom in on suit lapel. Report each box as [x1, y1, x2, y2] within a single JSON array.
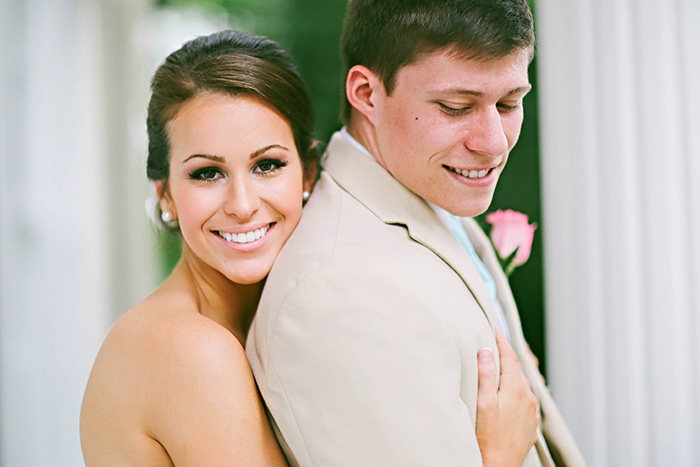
[[464, 219, 556, 467], [322, 132, 498, 329], [324, 132, 558, 466], [463, 219, 531, 356]]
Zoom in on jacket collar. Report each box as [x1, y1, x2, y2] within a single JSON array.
[[467, 220, 531, 358], [322, 131, 497, 328]]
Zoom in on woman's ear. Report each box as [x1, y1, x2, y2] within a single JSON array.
[[346, 65, 384, 126], [301, 141, 321, 196], [155, 180, 177, 219], [303, 171, 316, 195], [303, 161, 319, 195]]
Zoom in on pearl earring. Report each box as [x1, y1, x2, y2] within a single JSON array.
[[302, 191, 310, 202], [161, 210, 172, 222]]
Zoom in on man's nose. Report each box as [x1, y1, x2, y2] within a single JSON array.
[[223, 179, 261, 220], [463, 107, 509, 156]]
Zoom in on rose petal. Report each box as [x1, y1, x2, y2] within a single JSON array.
[[486, 209, 537, 266]]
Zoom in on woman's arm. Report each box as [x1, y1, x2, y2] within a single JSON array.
[[476, 328, 540, 467]]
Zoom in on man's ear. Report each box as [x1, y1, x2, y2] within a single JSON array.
[[155, 180, 177, 219], [346, 65, 384, 125]]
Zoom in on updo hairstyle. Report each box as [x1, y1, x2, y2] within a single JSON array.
[[146, 30, 319, 229]]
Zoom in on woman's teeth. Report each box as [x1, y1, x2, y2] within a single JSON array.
[[447, 166, 491, 179], [217, 224, 270, 244]]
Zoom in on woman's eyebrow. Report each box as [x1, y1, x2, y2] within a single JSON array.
[[183, 154, 226, 164], [182, 144, 290, 165], [249, 144, 289, 160]]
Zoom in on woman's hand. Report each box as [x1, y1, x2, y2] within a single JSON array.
[[475, 328, 540, 467]]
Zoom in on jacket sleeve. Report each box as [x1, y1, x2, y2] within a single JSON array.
[[248, 265, 484, 467]]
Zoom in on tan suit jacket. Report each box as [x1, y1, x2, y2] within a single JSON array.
[[247, 132, 586, 466]]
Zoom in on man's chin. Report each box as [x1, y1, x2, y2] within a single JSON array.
[[436, 198, 493, 218], [451, 207, 489, 218], [422, 184, 497, 218]]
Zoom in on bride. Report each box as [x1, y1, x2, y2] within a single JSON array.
[[80, 30, 539, 466]]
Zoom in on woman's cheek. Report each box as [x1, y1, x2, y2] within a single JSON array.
[[177, 186, 219, 226]]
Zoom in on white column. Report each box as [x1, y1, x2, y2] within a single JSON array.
[[538, 1, 700, 466], [0, 0, 155, 464]]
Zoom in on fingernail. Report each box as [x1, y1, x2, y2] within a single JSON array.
[[478, 347, 493, 362]]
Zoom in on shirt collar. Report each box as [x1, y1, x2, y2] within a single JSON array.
[[339, 126, 376, 160], [426, 202, 457, 231]]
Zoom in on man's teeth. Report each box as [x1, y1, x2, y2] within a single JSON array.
[[217, 224, 270, 244], [448, 166, 490, 179]]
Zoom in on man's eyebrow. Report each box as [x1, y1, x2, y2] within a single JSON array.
[[435, 85, 532, 97], [503, 85, 532, 97]]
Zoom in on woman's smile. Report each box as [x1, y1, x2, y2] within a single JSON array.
[[212, 222, 276, 252], [161, 93, 306, 285], [214, 222, 273, 244]]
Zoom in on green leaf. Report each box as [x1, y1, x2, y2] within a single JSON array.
[[503, 246, 520, 277]]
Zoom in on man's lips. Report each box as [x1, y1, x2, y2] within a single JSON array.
[[444, 165, 496, 180]]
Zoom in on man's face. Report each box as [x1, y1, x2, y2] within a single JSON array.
[[370, 47, 531, 217]]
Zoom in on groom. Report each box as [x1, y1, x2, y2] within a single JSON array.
[[247, 0, 585, 465]]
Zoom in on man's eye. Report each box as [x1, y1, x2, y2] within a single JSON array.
[[497, 102, 521, 112], [438, 102, 470, 115], [254, 158, 288, 175], [189, 167, 223, 181]]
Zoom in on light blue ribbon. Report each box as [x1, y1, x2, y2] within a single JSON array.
[[449, 214, 511, 341]]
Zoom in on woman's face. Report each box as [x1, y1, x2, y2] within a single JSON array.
[[160, 93, 307, 285]]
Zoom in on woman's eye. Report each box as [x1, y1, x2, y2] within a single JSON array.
[[189, 167, 223, 181], [254, 158, 288, 175]]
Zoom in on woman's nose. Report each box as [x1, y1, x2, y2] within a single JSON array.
[[223, 179, 261, 220]]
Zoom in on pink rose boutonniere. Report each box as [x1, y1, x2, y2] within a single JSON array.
[[485, 209, 537, 277]]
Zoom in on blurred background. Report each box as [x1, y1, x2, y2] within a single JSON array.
[[0, 0, 698, 465]]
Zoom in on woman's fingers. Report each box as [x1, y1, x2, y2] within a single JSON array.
[[494, 328, 540, 444], [495, 328, 520, 383], [476, 329, 541, 466], [475, 346, 498, 460], [476, 347, 498, 414]]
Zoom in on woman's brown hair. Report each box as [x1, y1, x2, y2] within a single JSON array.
[[146, 30, 318, 227]]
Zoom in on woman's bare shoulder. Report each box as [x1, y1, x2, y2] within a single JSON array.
[[82, 294, 285, 466], [83, 293, 250, 422], [96, 293, 252, 400], [118, 296, 284, 464]]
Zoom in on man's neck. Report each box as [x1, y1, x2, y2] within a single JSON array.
[[346, 116, 384, 167]]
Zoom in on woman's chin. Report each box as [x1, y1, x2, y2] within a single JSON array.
[[223, 268, 270, 286]]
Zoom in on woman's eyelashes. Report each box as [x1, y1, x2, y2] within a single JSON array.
[[189, 166, 224, 182], [187, 158, 289, 182], [253, 157, 288, 175]]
